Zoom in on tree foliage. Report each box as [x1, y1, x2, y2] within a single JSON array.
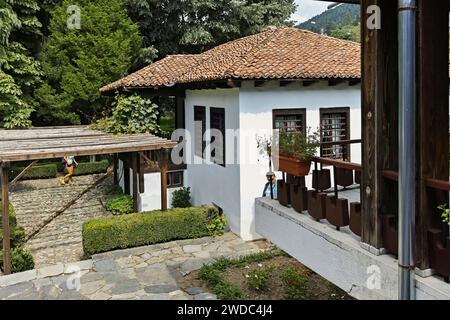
[[297, 3, 359, 36], [0, 0, 42, 128], [330, 23, 360, 43], [124, 0, 296, 58], [92, 94, 160, 134], [35, 0, 143, 125]]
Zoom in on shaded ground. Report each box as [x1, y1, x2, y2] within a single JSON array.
[[180, 254, 353, 300], [0, 233, 269, 300], [10, 174, 113, 268]]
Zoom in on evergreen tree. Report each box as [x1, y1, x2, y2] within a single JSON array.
[[125, 0, 297, 58], [35, 0, 143, 125], [0, 0, 42, 128]]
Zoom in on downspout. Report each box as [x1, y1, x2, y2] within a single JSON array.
[[398, 0, 417, 300]]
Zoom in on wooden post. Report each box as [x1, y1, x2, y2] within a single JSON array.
[[160, 149, 168, 211], [139, 153, 145, 194], [415, 0, 449, 269], [1, 162, 11, 275], [360, 0, 399, 248], [113, 154, 119, 185], [132, 153, 139, 212]]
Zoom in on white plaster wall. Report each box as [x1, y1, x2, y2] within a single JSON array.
[[184, 88, 242, 236], [239, 80, 361, 240], [255, 198, 450, 300]]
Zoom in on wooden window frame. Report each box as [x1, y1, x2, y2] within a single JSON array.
[[194, 106, 206, 159], [319, 107, 351, 161], [166, 170, 184, 189], [210, 107, 226, 167], [272, 108, 307, 135]]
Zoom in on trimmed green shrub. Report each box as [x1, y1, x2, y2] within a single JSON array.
[[0, 247, 35, 273], [82, 206, 218, 256], [105, 195, 134, 215], [171, 187, 192, 208], [0, 201, 16, 228], [10, 164, 58, 180], [73, 160, 109, 176], [0, 227, 26, 248], [207, 214, 228, 236]]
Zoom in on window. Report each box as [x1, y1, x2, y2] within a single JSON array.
[[167, 171, 184, 188], [210, 107, 226, 167], [273, 109, 306, 133], [320, 107, 350, 160], [194, 106, 206, 158]]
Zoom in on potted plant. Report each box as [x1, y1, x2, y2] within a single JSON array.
[[273, 128, 320, 177]]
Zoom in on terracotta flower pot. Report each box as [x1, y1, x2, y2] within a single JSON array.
[[274, 155, 311, 177]]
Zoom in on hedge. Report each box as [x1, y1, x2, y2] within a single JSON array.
[[0, 200, 16, 228], [10, 164, 58, 180], [73, 160, 109, 176], [82, 206, 218, 256]]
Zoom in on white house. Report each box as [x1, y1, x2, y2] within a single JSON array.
[[101, 27, 362, 240]]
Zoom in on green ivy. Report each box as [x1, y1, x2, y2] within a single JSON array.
[[105, 195, 134, 215], [93, 94, 160, 134]]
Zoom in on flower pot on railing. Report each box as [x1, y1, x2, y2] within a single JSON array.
[[273, 155, 311, 177]]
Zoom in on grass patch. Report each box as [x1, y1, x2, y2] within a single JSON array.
[[198, 250, 285, 300]]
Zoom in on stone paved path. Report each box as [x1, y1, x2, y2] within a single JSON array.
[[10, 174, 113, 268], [0, 233, 270, 300]]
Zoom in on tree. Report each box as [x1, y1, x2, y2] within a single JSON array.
[[0, 0, 42, 128], [35, 0, 143, 125], [124, 0, 297, 58], [330, 23, 361, 43]]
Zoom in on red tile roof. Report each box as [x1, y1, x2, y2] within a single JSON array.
[[100, 27, 361, 93]]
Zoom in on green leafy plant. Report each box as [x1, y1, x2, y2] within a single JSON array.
[[281, 267, 310, 300], [105, 195, 134, 215], [82, 206, 218, 256], [276, 128, 320, 161], [92, 94, 160, 134], [438, 204, 450, 226], [207, 214, 228, 236], [102, 185, 124, 196], [245, 265, 274, 292], [0, 202, 34, 273], [171, 187, 192, 208], [198, 251, 285, 300]]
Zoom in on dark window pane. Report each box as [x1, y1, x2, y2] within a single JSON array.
[[210, 108, 225, 167]]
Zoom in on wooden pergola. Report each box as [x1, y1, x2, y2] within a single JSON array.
[[0, 126, 177, 275]]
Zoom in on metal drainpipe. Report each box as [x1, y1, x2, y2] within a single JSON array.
[[398, 0, 417, 300]]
